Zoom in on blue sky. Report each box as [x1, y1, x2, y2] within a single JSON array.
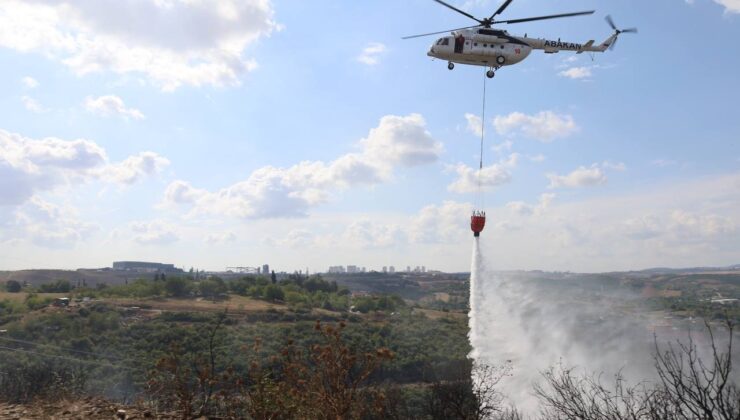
[[0, 0, 738, 273]]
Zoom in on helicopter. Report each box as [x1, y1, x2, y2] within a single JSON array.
[[404, 0, 636, 78]]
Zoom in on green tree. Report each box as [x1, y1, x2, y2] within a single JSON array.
[[5, 280, 21, 293], [264, 285, 285, 302], [39, 280, 71, 293], [165, 277, 191, 297], [198, 277, 227, 298]]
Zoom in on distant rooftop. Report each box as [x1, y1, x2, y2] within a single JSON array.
[[112, 261, 182, 272]]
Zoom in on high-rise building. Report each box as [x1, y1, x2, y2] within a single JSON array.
[[382, 266, 388, 274], [389, 266, 395, 273], [262, 264, 270, 275], [406, 266, 411, 273], [328, 266, 346, 273], [347, 265, 359, 273]]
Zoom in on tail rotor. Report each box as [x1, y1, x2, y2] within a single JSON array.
[[605, 15, 637, 50]]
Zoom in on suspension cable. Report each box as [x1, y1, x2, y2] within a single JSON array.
[[477, 68, 487, 211]]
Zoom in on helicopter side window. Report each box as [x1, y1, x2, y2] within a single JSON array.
[[442, 38, 449, 46], [483, 44, 487, 47]]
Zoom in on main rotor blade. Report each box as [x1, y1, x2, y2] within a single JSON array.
[[432, 0, 482, 24], [496, 10, 594, 25], [621, 27, 638, 33], [402, 25, 482, 39], [491, 0, 514, 19], [605, 15, 617, 31]]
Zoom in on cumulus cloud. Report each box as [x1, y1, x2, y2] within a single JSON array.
[[714, 0, 740, 13], [85, 95, 145, 120], [21, 96, 47, 113], [506, 193, 555, 216], [264, 200, 473, 251], [103, 152, 170, 184], [465, 113, 483, 137], [547, 165, 607, 189], [492, 139, 513, 154], [558, 66, 592, 79], [0, 0, 278, 91], [164, 114, 442, 219], [447, 154, 518, 194], [621, 210, 736, 244], [342, 220, 404, 248], [130, 220, 179, 245], [356, 42, 387, 65], [21, 76, 39, 88], [493, 111, 578, 142], [408, 201, 471, 244], [547, 161, 625, 189], [2, 197, 98, 248], [204, 231, 237, 244], [0, 129, 169, 206], [602, 160, 627, 171]]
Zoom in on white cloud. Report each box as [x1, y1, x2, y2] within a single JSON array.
[[408, 201, 472, 244], [21, 96, 47, 113], [21, 76, 39, 89], [360, 114, 442, 167], [506, 193, 555, 216], [85, 95, 145, 120], [493, 111, 578, 142], [205, 231, 237, 244], [528, 154, 546, 163], [558, 66, 592, 79], [270, 229, 316, 249], [547, 165, 607, 189], [465, 113, 483, 137], [0, 128, 169, 206], [0, 0, 278, 91], [356, 42, 387, 65], [714, 0, 740, 13], [602, 161, 627, 171], [164, 114, 442, 219], [130, 220, 179, 245], [492, 139, 513, 154], [261, 172, 740, 270], [103, 152, 170, 184], [7, 197, 98, 248], [341, 220, 404, 248], [264, 200, 473, 251], [447, 154, 518, 194], [547, 161, 625, 189]]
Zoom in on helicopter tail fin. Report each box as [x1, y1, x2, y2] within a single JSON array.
[[598, 33, 618, 51], [577, 40, 594, 54]]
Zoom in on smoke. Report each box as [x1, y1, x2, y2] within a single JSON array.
[[468, 237, 663, 412]]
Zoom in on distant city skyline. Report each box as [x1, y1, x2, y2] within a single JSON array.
[[0, 0, 738, 272]]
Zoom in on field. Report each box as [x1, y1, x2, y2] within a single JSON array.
[[0, 292, 67, 302]]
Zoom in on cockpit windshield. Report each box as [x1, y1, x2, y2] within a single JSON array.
[[435, 37, 450, 46]]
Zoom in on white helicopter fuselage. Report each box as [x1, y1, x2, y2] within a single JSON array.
[[427, 28, 614, 69]]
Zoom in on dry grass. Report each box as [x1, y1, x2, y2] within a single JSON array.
[[413, 308, 467, 320], [0, 292, 68, 302], [106, 295, 286, 315]]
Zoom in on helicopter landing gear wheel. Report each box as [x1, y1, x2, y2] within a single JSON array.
[[486, 69, 495, 78], [448, 62, 455, 70], [496, 55, 506, 65]]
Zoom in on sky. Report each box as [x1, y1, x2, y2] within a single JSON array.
[[0, 0, 739, 273]]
